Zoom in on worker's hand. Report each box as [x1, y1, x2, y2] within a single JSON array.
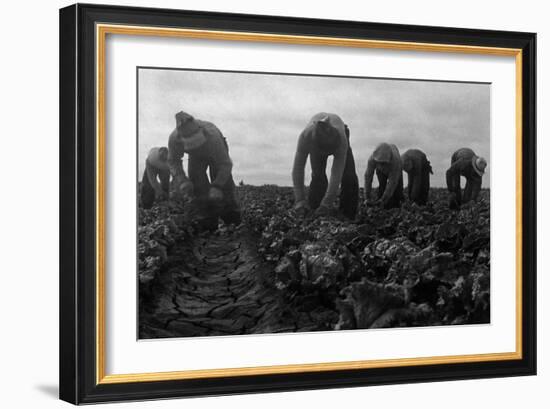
[[364, 198, 377, 206], [365, 198, 383, 208], [293, 200, 310, 217], [314, 205, 332, 217], [208, 186, 224, 201], [155, 189, 168, 201], [179, 181, 194, 197], [449, 193, 459, 210]]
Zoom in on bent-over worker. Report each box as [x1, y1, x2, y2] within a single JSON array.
[[364, 143, 404, 209], [140, 146, 170, 209], [292, 112, 359, 218], [168, 111, 241, 226], [446, 148, 487, 209], [401, 148, 433, 206]]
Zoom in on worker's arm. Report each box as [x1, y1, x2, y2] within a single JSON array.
[[167, 131, 189, 186], [364, 156, 376, 200], [469, 176, 482, 202], [446, 160, 463, 208], [380, 155, 403, 204], [292, 130, 310, 205], [320, 140, 348, 208], [145, 160, 164, 197], [445, 160, 463, 194], [210, 136, 233, 189]]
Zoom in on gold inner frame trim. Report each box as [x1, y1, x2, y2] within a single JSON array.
[[95, 23, 523, 385]]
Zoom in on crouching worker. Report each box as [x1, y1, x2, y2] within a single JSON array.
[[168, 111, 241, 228], [446, 148, 487, 209], [364, 143, 404, 209], [140, 147, 170, 209], [292, 113, 359, 219], [401, 148, 433, 206]]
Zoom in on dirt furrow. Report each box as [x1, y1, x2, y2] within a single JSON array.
[[139, 225, 320, 339]]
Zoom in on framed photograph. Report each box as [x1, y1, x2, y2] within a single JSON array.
[[59, 3, 536, 404]]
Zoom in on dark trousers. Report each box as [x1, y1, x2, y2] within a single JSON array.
[[448, 174, 482, 208], [187, 156, 241, 226], [407, 168, 430, 205], [308, 147, 359, 219], [462, 177, 482, 203], [376, 169, 404, 209], [455, 177, 482, 205], [140, 169, 170, 209]]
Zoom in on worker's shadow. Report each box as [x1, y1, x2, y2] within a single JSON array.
[[34, 384, 58, 399]]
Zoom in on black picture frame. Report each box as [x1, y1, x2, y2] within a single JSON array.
[[59, 3, 536, 404]]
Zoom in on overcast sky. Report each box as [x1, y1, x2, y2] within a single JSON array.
[[138, 68, 490, 187]]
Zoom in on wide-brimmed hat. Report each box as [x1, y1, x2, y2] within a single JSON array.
[[472, 156, 487, 176], [175, 111, 206, 151]]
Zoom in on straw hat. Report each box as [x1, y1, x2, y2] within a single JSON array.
[[472, 156, 487, 176]]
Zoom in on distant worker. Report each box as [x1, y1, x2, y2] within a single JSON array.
[[168, 111, 241, 226], [364, 143, 403, 209], [446, 148, 487, 209], [292, 113, 359, 218], [401, 149, 433, 205], [140, 147, 170, 209]]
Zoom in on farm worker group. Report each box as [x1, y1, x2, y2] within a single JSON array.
[[140, 111, 487, 225]]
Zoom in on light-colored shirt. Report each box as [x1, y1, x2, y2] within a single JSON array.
[[292, 112, 348, 208], [167, 120, 233, 188]]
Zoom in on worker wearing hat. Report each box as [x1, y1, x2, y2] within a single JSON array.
[[446, 147, 488, 209], [167, 111, 241, 226], [292, 112, 359, 218], [140, 146, 170, 209], [364, 143, 404, 209], [401, 148, 433, 206]]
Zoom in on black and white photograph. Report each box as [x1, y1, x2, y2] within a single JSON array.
[[137, 67, 491, 339], [2, 0, 543, 406]]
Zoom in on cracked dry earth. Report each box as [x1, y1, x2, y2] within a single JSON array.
[[139, 225, 320, 338]]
